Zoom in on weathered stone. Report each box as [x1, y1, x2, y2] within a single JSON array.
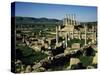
[[92, 53, 97, 64], [15, 60, 22, 64], [70, 58, 80, 66], [87, 66, 95, 69], [25, 65, 31, 73], [71, 43, 80, 49], [32, 62, 42, 70]]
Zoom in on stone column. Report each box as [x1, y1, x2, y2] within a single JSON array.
[[71, 14, 73, 25], [72, 13, 74, 25], [84, 24, 87, 45], [58, 25, 61, 31], [69, 14, 71, 25], [67, 14, 70, 25], [63, 18, 65, 26], [66, 14, 67, 26], [92, 26, 94, 43], [59, 25, 61, 36], [56, 26, 59, 45], [65, 32, 68, 48], [95, 27, 97, 42], [79, 31, 81, 40], [92, 26, 96, 43], [72, 30, 74, 39], [73, 14, 76, 26], [22, 35, 25, 43]]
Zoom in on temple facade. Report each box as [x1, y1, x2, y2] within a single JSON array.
[[56, 14, 97, 47]]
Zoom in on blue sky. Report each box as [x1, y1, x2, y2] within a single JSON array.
[[14, 2, 97, 22]]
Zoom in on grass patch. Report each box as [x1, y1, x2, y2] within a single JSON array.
[[16, 45, 48, 65], [79, 56, 93, 66], [67, 38, 92, 47]]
